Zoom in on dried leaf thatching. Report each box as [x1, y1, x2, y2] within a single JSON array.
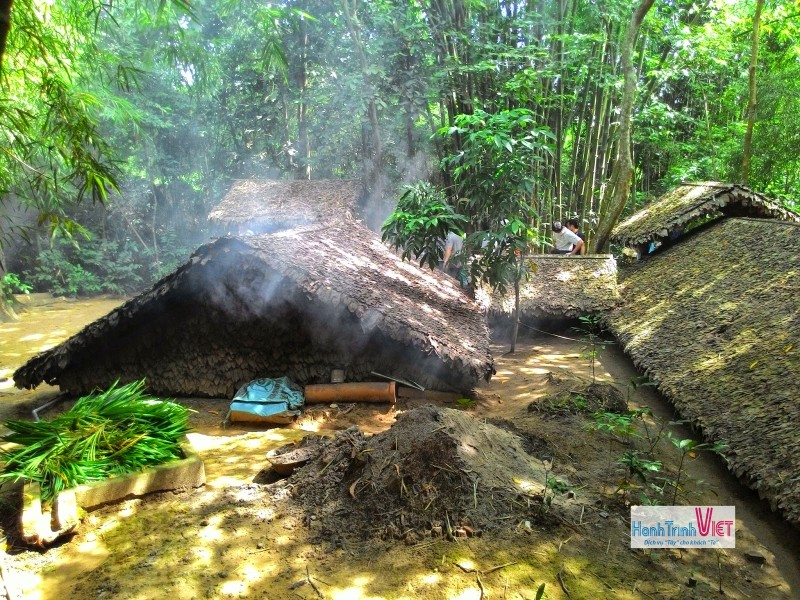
[[606, 218, 800, 527], [475, 255, 620, 319], [611, 182, 799, 248], [14, 222, 493, 397], [207, 179, 361, 232]]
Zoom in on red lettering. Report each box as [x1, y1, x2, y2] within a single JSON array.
[[696, 507, 713, 536], [714, 521, 734, 536]]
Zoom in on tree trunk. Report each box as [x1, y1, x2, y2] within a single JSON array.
[[741, 0, 764, 186], [296, 12, 311, 180], [341, 0, 383, 197], [150, 183, 160, 269], [591, 0, 655, 253], [0, 0, 12, 74], [511, 275, 521, 353]]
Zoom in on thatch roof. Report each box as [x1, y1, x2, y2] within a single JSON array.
[[605, 218, 800, 526], [207, 179, 361, 231], [476, 255, 620, 320], [14, 222, 493, 397], [611, 182, 799, 247]]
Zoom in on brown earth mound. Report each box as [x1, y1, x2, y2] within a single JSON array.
[[265, 406, 575, 546], [528, 378, 627, 416]]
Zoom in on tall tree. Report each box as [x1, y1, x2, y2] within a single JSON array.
[[741, 0, 764, 185], [591, 0, 656, 253]]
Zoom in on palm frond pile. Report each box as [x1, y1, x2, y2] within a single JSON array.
[[0, 380, 189, 502]]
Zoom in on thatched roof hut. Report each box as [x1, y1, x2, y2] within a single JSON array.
[[14, 222, 493, 398], [476, 255, 620, 320], [611, 181, 799, 248], [605, 217, 800, 526], [207, 179, 362, 234]]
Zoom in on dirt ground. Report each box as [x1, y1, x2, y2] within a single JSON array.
[[1, 295, 799, 600]]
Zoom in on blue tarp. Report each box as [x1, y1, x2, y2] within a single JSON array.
[[229, 377, 304, 424]]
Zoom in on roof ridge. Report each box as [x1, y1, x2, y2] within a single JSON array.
[[731, 216, 800, 228]]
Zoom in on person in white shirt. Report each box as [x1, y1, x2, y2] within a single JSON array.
[[551, 221, 584, 255], [442, 230, 468, 286], [566, 218, 587, 255]]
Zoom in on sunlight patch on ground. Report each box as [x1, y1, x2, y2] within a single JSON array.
[[18, 332, 46, 342], [192, 546, 213, 564], [520, 366, 552, 375], [198, 525, 224, 543], [274, 534, 295, 546], [511, 477, 538, 494], [329, 586, 382, 600], [219, 579, 249, 596], [298, 420, 323, 432], [8, 568, 42, 600], [450, 589, 482, 600], [454, 558, 476, 571], [95, 516, 124, 536], [13, 538, 111, 600], [206, 474, 249, 488], [538, 352, 579, 360], [418, 572, 442, 585], [187, 429, 303, 452], [240, 562, 270, 583]]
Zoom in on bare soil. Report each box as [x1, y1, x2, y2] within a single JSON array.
[[1, 296, 799, 599]]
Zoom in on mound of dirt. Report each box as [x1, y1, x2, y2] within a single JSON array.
[[267, 405, 571, 544], [529, 377, 627, 416]]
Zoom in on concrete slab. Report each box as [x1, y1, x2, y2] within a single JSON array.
[[20, 440, 205, 545], [72, 440, 205, 510]]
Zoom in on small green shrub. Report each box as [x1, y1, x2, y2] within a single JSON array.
[[455, 397, 477, 409], [1, 272, 32, 306], [531, 391, 593, 415]]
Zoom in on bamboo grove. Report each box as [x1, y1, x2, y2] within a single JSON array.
[[1, 0, 799, 289]]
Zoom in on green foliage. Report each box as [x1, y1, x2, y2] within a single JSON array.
[[455, 397, 477, 409], [547, 476, 571, 496], [24, 237, 146, 297], [615, 449, 663, 503], [1, 272, 31, 307], [533, 392, 590, 416], [618, 450, 662, 484], [666, 432, 728, 505], [0, 380, 190, 503], [464, 216, 540, 295], [4, 0, 800, 291], [589, 402, 728, 505], [589, 411, 638, 443], [441, 109, 554, 201], [540, 462, 572, 511], [0, 0, 123, 250], [381, 182, 466, 270], [438, 108, 551, 308]]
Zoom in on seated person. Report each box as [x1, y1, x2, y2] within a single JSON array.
[[551, 221, 584, 255], [566, 218, 587, 255]]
